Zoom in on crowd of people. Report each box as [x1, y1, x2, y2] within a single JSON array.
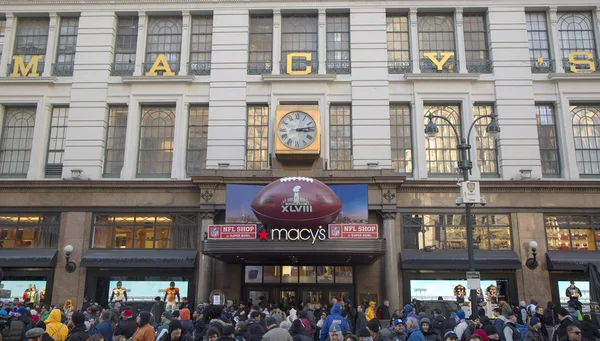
[[1, 295, 600, 341]]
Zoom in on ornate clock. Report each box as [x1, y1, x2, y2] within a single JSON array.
[[274, 105, 321, 159]]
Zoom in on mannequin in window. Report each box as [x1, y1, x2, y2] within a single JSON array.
[[454, 284, 466, 304], [110, 281, 128, 302], [163, 281, 180, 312], [30, 285, 39, 307]]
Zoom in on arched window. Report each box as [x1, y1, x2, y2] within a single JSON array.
[[572, 105, 600, 175], [557, 12, 596, 59], [418, 15, 456, 72], [425, 105, 460, 175], [281, 15, 318, 74], [145, 17, 182, 73], [137, 106, 176, 177], [0, 107, 36, 176]]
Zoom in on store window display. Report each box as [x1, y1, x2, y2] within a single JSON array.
[[545, 215, 599, 251], [110, 281, 127, 302], [164, 282, 180, 311]]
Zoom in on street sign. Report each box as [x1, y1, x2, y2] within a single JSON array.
[[467, 271, 481, 290], [460, 181, 481, 204]]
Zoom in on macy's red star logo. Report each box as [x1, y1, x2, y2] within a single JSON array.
[[259, 229, 268, 240]]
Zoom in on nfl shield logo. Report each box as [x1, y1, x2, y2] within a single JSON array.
[[467, 182, 476, 192], [331, 226, 341, 237], [210, 227, 219, 238]]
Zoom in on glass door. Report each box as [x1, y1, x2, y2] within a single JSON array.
[[247, 288, 269, 308], [301, 289, 324, 304], [275, 287, 297, 310]]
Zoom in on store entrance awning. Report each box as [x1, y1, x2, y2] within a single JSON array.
[[400, 250, 522, 270], [202, 239, 385, 265], [546, 251, 600, 271], [81, 249, 197, 268], [0, 249, 57, 267]]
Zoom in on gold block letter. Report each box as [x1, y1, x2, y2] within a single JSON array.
[[286, 52, 312, 75], [568, 51, 596, 73], [10, 56, 41, 77], [145, 54, 175, 76], [424, 52, 455, 71]]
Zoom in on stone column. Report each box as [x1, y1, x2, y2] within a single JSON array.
[[0, 13, 15, 76], [455, 8, 468, 74], [134, 12, 147, 76], [318, 9, 326, 74], [548, 7, 565, 73], [172, 100, 189, 179], [382, 211, 400, 313], [197, 209, 216, 303], [28, 101, 51, 180], [43, 13, 59, 77], [594, 7, 600, 58], [272, 10, 281, 75], [409, 8, 420, 73], [179, 11, 191, 76]]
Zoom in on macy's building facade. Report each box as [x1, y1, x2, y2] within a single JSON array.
[[0, 0, 600, 312]]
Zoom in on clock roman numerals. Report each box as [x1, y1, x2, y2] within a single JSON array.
[[277, 111, 318, 150]]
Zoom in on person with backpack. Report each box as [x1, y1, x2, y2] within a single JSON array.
[[503, 313, 522, 341], [454, 312, 475, 341], [551, 309, 574, 341], [44, 309, 68, 341], [431, 310, 446, 338]]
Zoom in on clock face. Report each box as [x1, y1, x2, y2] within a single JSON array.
[[277, 111, 317, 149]]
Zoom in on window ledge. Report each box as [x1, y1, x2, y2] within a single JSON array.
[[0, 76, 57, 84], [404, 73, 480, 81], [549, 73, 600, 80], [262, 74, 337, 82], [121, 75, 196, 83]]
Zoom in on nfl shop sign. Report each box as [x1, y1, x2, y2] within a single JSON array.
[[208, 225, 257, 239], [328, 224, 379, 239]]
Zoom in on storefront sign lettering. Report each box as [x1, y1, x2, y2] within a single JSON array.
[[10, 56, 42, 77], [568, 52, 597, 73], [328, 224, 379, 239], [424, 52, 455, 71], [271, 226, 327, 244], [286, 52, 312, 75], [208, 225, 257, 239], [145, 54, 175, 76]]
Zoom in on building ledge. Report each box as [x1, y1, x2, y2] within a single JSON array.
[[262, 74, 337, 82], [0, 76, 57, 84], [549, 72, 600, 80], [121, 75, 196, 83], [404, 73, 480, 81]]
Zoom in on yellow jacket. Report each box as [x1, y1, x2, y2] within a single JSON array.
[[45, 309, 69, 341], [366, 307, 375, 321]]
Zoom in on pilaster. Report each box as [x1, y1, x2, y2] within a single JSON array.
[[409, 8, 420, 73], [121, 96, 140, 179], [0, 13, 15, 76], [179, 11, 191, 76], [172, 100, 189, 179], [272, 10, 281, 75], [43, 13, 59, 77], [28, 101, 51, 180], [593, 7, 600, 58], [318, 9, 326, 75], [455, 8, 468, 74], [134, 12, 147, 76], [381, 210, 400, 315], [197, 209, 216, 303], [548, 7, 564, 73]]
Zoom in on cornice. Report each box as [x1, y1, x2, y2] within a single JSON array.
[[399, 180, 600, 193], [1, 0, 597, 3], [0, 180, 198, 192]]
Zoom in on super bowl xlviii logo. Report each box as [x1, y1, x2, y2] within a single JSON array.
[[281, 185, 313, 213]]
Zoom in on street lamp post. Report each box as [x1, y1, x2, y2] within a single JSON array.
[[425, 110, 500, 316]]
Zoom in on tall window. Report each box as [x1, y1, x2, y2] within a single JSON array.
[[571, 105, 600, 176], [13, 18, 50, 73], [189, 16, 213, 75], [329, 104, 352, 170], [535, 104, 560, 176], [473, 105, 498, 176], [281, 15, 318, 74], [546, 215, 600, 251], [248, 15, 273, 75], [558, 12, 597, 72], [145, 17, 182, 74], [326, 14, 350, 74], [103, 106, 128, 178], [45, 107, 69, 178], [53, 17, 79, 76], [463, 14, 491, 73], [112, 16, 138, 76], [0, 214, 60, 248], [246, 105, 269, 170], [425, 105, 460, 175], [0, 107, 36, 177], [0, 19, 6, 62], [137, 106, 175, 177], [92, 214, 197, 249], [390, 104, 412, 174], [187, 106, 209, 175], [418, 15, 456, 73], [386, 14, 410, 73], [403, 214, 511, 250], [526, 12, 552, 73]]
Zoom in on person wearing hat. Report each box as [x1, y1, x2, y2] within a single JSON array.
[[503, 313, 522, 341], [192, 309, 206, 341], [403, 305, 419, 324], [158, 319, 187, 341], [156, 311, 173, 341], [320, 304, 350, 341], [484, 325, 500, 341], [444, 331, 459, 341], [26, 328, 46, 341], [215, 325, 236, 341], [290, 319, 312, 341], [380, 319, 405, 341], [523, 317, 544, 341], [66, 312, 89, 341], [357, 328, 372, 341], [366, 302, 377, 322], [552, 308, 574, 341], [115, 310, 137, 339], [261, 317, 293, 341], [421, 318, 441, 341], [45, 309, 68, 341], [328, 323, 345, 341], [5, 308, 27, 341], [406, 317, 425, 341], [431, 309, 447, 338], [454, 312, 470, 340]]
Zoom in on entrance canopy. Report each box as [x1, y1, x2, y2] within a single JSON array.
[[202, 239, 385, 265], [546, 251, 600, 271], [0, 249, 57, 267], [81, 249, 197, 268], [400, 250, 522, 270]]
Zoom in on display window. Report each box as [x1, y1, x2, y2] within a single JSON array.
[[0, 280, 48, 306], [106, 279, 189, 301], [0, 214, 60, 248], [409, 279, 509, 303], [243, 265, 352, 284], [546, 215, 599, 251], [557, 280, 590, 308]]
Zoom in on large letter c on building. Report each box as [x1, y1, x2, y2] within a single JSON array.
[[286, 53, 312, 75]]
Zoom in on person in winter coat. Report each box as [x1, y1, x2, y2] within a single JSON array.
[[524, 318, 545, 341], [319, 304, 350, 341], [503, 313, 522, 341], [261, 321, 293, 341], [5, 311, 27, 341], [115, 310, 137, 339], [492, 309, 507, 341], [454, 312, 470, 340], [289, 320, 311, 341], [381, 302, 391, 324], [578, 315, 600, 341], [447, 314, 457, 333], [500, 302, 512, 320], [366, 319, 391, 341], [66, 312, 89, 341], [533, 307, 549, 340], [44, 309, 68, 341], [345, 301, 357, 334], [366, 302, 377, 322], [271, 306, 286, 327], [179, 309, 194, 338], [552, 309, 574, 341], [543, 302, 555, 339], [356, 306, 368, 334], [297, 311, 312, 337], [158, 320, 192, 341], [216, 326, 236, 341], [431, 310, 447, 338], [421, 318, 441, 341], [90, 311, 113, 341], [518, 303, 528, 326], [246, 311, 266, 341], [404, 305, 420, 324], [406, 318, 425, 341], [379, 319, 406, 341], [526, 301, 538, 322], [133, 312, 155, 341]]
